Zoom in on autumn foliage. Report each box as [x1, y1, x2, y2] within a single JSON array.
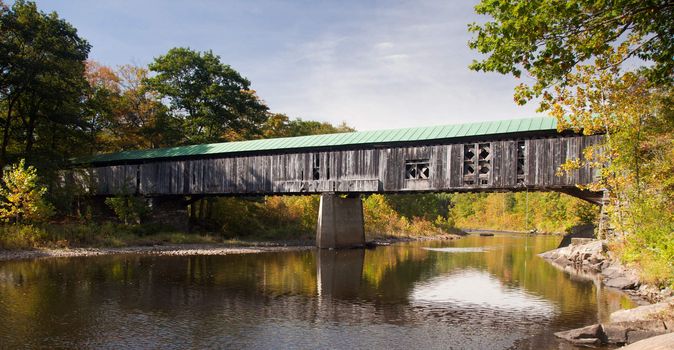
[[0, 159, 53, 223]]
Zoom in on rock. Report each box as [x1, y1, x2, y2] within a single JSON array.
[[602, 322, 628, 344], [610, 299, 674, 323], [605, 276, 639, 289], [665, 319, 674, 331], [554, 324, 605, 345], [600, 320, 670, 345], [627, 329, 668, 344], [554, 256, 571, 267], [571, 237, 595, 246], [572, 338, 602, 346], [620, 332, 674, 350], [540, 239, 607, 273], [602, 265, 625, 279]]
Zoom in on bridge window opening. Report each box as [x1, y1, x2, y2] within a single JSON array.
[[463, 144, 476, 185], [517, 141, 526, 184], [405, 159, 430, 180], [312, 153, 321, 180], [478, 143, 491, 185]]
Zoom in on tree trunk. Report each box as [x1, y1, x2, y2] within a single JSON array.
[[206, 198, 214, 221], [25, 114, 36, 156], [0, 98, 16, 168], [198, 199, 206, 224], [23, 98, 41, 157], [190, 199, 197, 224]]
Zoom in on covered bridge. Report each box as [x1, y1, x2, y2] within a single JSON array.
[[70, 117, 603, 248]]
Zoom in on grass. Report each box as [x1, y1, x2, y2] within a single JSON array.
[[0, 222, 221, 250], [609, 240, 674, 289]]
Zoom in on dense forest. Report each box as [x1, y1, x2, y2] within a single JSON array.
[[0, 0, 643, 276]]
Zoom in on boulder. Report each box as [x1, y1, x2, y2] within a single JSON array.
[[601, 320, 669, 345], [620, 332, 674, 350], [602, 265, 626, 279], [605, 276, 639, 289], [601, 322, 628, 344], [610, 298, 674, 323], [627, 330, 668, 344], [554, 324, 605, 345]]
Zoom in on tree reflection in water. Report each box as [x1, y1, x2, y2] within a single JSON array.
[[0, 234, 633, 349]]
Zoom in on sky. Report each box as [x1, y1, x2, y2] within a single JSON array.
[[31, 0, 543, 130]]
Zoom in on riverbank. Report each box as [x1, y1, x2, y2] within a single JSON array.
[[539, 239, 674, 347], [539, 239, 672, 303], [0, 232, 464, 262], [0, 243, 314, 262], [0, 222, 466, 254]]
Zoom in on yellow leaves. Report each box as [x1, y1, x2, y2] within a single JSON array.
[[0, 160, 53, 224], [557, 158, 581, 176], [513, 83, 534, 105]]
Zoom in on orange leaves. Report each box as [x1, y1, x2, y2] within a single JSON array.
[[85, 61, 120, 93]]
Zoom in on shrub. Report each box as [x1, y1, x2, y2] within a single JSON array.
[[0, 159, 54, 223], [0, 224, 47, 249], [105, 196, 150, 225]]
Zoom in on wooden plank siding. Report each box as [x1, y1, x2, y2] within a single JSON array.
[[81, 134, 603, 196]]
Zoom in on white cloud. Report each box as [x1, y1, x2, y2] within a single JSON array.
[[38, 0, 544, 131], [248, 0, 543, 130]]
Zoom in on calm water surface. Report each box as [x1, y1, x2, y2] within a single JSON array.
[[0, 234, 633, 349]]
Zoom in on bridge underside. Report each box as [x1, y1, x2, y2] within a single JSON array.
[[117, 187, 600, 249]]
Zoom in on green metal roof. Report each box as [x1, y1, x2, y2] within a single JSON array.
[[81, 117, 558, 164]]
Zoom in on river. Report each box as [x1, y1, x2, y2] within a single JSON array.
[[0, 234, 633, 349]]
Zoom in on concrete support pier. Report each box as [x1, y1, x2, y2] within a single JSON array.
[[316, 193, 365, 249]]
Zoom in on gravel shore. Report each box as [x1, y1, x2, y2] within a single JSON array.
[[0, 233, 464, 262], [0, 243, 314, 261]]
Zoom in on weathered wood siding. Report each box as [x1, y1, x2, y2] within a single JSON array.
[[84, 134, 603, 196]]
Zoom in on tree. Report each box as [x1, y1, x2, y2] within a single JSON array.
[[105, 195, 149, 225], [116, 65, 181, 149], [262, 113, 354, 138], [552, 58, 673, 279], [145, 47, 269, 144], [0, 159, 53, 223], [0, 0, 90, 168], [469, 0, 673, 102], [84, 62, 180, 153], [468, 0, 673, 285]]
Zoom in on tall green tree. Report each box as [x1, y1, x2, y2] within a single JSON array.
[[145, 48, 269, 144], [0, 0, 90, 167], [469, 0, 673, 103]]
